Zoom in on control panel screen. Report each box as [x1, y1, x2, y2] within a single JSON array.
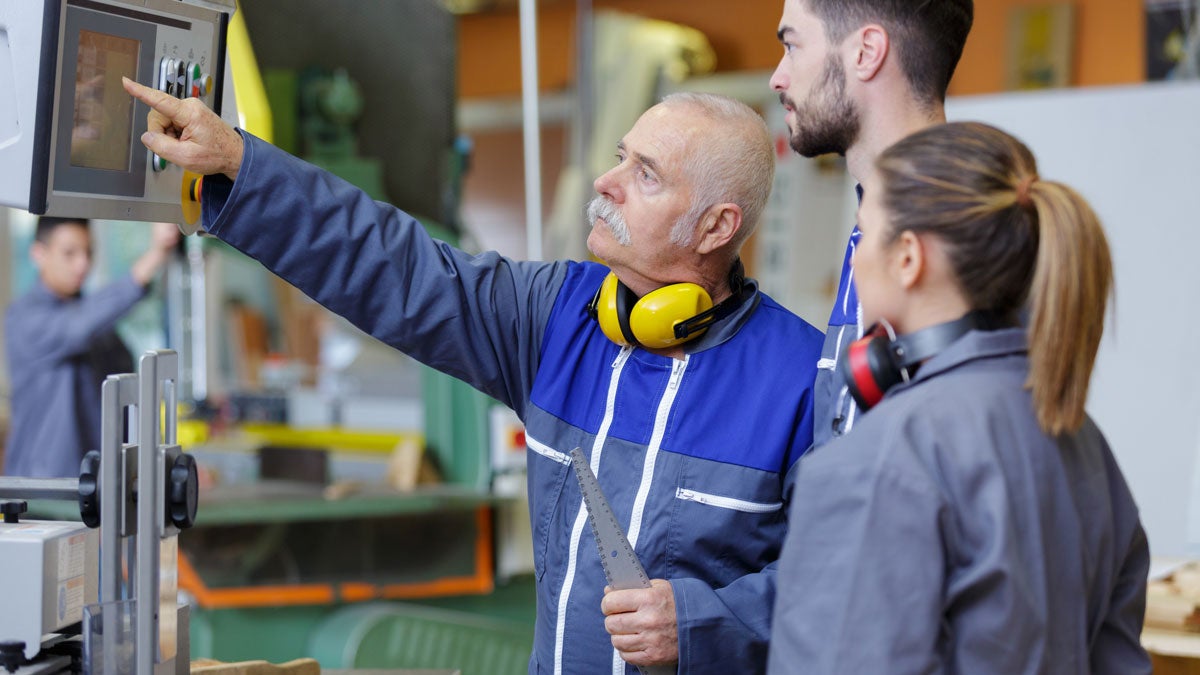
[[70, 29, 138, 171]]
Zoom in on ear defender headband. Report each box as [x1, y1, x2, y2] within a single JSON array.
[[587, 261, 748, 349], [838, 311, 1007, 411]]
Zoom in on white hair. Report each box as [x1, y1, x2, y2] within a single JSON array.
[[660, 92, 775, 251]]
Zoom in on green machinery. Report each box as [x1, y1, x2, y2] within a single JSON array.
[[180, 66, 534, 672]]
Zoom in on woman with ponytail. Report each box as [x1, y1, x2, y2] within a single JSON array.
[[768, 122, 1149, 674]]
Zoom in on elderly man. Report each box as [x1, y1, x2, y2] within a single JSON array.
[[125, 78, 822, 674]]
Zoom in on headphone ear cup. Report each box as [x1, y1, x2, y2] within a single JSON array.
[[838, 332, 903, 411], [589, 273, 719, 349], [592, 273, 632, 346], [627, 283, 713, 349], [613, 278, 641, 347]]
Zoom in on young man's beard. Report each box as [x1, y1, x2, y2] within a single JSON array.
[[787, 55, 861, 158]]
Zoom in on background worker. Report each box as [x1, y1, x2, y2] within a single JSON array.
[[4, 217, 179, 477]]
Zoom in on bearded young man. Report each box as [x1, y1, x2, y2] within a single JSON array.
[[769, 0, 973, 445]]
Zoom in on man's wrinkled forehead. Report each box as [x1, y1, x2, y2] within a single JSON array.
[[626, 106, 697, 174]]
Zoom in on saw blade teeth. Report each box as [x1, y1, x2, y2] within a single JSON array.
[[569, 447, 651, 591]]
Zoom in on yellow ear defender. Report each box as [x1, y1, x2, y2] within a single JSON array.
[[587, 261, 748, 350]]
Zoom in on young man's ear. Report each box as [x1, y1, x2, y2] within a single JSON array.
[[693, 203, 743, 255], [851, 23, 890, 83], [30, 241, 46, 270]]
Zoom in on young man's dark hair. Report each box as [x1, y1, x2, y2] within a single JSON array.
[[35, 216, 91, 243], [805, 0, 973, 107]]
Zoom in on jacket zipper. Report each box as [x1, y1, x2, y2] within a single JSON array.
[[616, 355, 689, 675], [675, 487, 783, 513], [554, 346, 631, 675]]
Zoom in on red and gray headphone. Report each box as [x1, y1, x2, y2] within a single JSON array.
[[838, 311, 1007, 411]]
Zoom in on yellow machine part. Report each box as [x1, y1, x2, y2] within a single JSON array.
[[226, 2, 273, 143]]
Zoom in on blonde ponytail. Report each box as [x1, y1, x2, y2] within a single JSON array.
[[1025, 182, 1113, 435], [877, 121, 1114, 435]]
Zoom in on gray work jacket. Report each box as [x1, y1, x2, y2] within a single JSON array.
[[4, 277, 142, 477], [769, 328, 1150, 674]]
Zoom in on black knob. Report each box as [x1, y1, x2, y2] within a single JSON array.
[[78, 450, 102, 528], [0, 501, 27, 524], [0, 640, 26, 673], [167, 453, 198, 529]]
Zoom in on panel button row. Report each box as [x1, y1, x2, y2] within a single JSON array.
[[153, 57, 213, 171]]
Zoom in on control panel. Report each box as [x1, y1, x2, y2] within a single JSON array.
[[0, 0, 234, 221]]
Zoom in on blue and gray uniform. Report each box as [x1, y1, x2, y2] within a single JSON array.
[[4, 278, 142, 477], [769, 328, 1150, 674], [201, 132, 825, 674], [813, 225, 860, 446]]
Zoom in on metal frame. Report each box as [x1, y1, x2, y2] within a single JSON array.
[[0, 350, 190, 675]]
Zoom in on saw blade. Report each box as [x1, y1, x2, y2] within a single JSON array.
[[570, 447, 650, 590], [569, 448, 675, 675]]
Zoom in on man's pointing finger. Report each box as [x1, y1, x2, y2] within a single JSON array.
[[122, 76, 183, 120]]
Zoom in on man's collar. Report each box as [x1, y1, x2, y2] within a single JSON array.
[[31, 278, 81, 302], [682, 278, 761, 355]]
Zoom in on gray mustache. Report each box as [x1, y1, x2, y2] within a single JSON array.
[[587, 197, 630, 245]]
